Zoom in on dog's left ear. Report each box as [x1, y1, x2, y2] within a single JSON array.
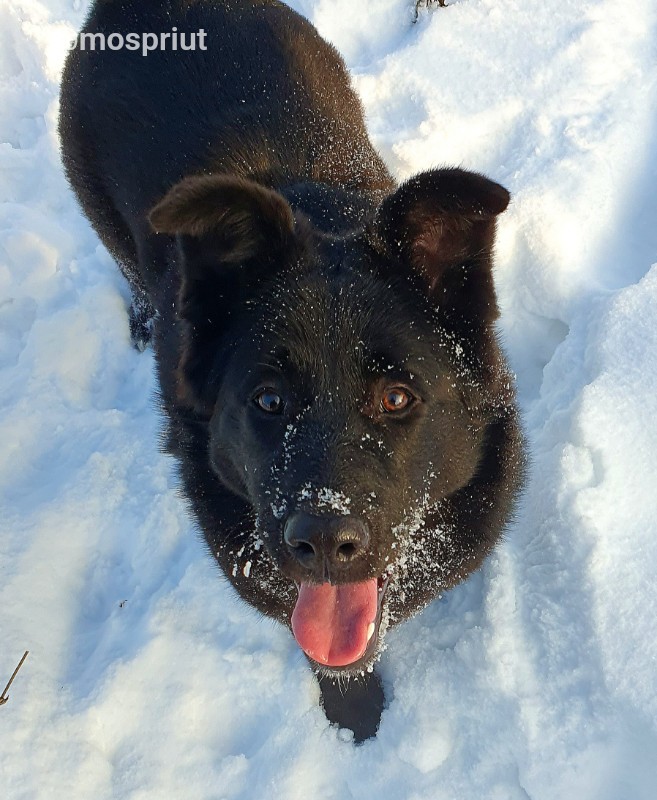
[[371, 168, 510, 337]]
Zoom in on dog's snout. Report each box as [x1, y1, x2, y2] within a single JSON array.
[[284, 513, 369, 572]]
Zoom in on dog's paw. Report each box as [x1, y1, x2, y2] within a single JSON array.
[[128, 296, 155, 352]]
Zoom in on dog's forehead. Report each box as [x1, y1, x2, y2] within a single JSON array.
[[258, 263, 445, 379]]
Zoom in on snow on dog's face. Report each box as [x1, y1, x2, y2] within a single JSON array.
[[149, 169, 517, 673]]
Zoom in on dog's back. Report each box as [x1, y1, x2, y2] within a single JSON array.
[[59, 0, 392, 307]]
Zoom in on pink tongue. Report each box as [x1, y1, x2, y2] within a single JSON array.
[[291, 579, 379, 667]]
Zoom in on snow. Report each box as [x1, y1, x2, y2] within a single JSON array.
[[2, 0, 657, 797]]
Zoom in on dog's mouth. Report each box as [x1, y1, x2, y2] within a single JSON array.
[[290, 574, 390, 669]]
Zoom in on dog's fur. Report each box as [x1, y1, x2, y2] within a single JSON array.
[[59, 0, 525, 742]]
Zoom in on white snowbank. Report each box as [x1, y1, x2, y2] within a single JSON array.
[[1, 1, 656, 797]]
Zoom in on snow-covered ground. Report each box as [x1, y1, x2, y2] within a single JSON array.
[[2, 0, 657, 797]]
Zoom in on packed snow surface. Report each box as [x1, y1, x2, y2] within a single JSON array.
[[2, 1, 657, 797]]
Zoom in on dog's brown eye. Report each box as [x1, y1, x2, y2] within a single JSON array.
[[381, 387, 413, 413], [255, 389, 283, 414]]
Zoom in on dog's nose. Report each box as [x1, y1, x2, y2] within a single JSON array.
[[284, 513, 369, 572]]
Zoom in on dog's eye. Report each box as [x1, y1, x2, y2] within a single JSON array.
[[381, 387, 413, 413], [254, 389, 284, 414]]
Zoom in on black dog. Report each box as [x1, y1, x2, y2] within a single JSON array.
[[59, 0, 525, 742]]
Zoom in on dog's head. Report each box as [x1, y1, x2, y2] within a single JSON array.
[[149, 169, 518, 673]]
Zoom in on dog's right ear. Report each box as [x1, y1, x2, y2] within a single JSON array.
[[149, 174, 297, 414], [149, 173, 295, 263]]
